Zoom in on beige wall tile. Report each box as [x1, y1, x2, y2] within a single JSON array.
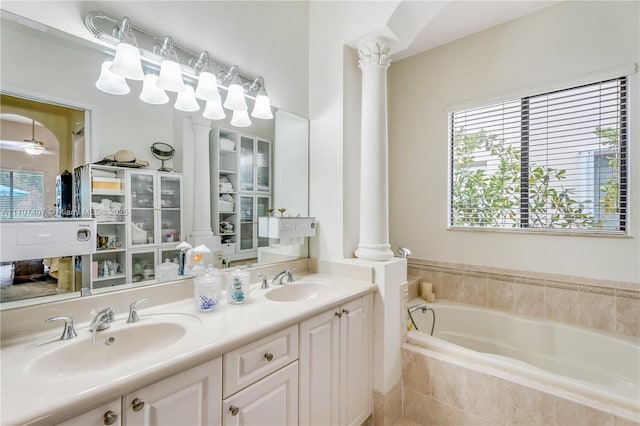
[[555, 397, 613, 426], [430, 358, 466, 410], [506, 382, 555, 426], [373, 395, 384, 426], [578, 291, 616, 332], [466, 413, 503, 426], [430, 398, 467, 426], [384, 384, 403, 426], [513, 281, 545, 318], [401, 347, 430, 395], [440, 272, 464, 302], [465, 370, 507, 425], [616, 296, 640, 337], [402, 387, 430, 424], [488, 278, 515, 312], [463, 274, 488, 306], [614, 415, 640, 426], [545, 286, 578, 324]]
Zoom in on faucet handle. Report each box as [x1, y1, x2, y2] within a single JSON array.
[[286, 268, 296, 283], [127, 298, 150, 323], [257, 273, 269, 289], [45, 316, 78, 340]]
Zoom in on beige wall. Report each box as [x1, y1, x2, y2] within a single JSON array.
[[388, 1, 640, 283]]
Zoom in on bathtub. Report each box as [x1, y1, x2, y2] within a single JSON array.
[[406, 299, 640, 418]]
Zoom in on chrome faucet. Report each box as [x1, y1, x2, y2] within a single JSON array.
[[45, 316, 78, 340], [127, 298, 150, 323], [90, 307, 115, 332], [257, 273, 269, 289], [272, 268, 296, 285]]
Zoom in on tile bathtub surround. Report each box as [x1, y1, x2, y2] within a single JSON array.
[[400, 344, 640, 426], [373, 383, 403, 426], [407, 258, 640, 337]]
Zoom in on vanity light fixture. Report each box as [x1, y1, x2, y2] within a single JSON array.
[[139, 71, 169, 105], [230, 109, 252, 128], [250, 77, 273, 119], [108, 17, 144, 80], [223, 65, 249, 112], [156, 36, 186, 93], [85, 11, 273, 127], [174, 84, 200, 112], [95, 59, 131, 95], [192, 52, 221, 102], [203, 99, 226, 120]]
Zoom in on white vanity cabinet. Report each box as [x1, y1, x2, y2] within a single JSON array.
[[123, 357, 222, 426], [299, 294, 373, 426], [57, 399, 122, 426], [222, 325, 298, 425]]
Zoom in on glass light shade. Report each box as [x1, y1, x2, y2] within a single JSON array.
[[203, 99, 226, 120], [95, 60, 130, 95], [139, 74, 169, 105], [24, 143, 45, 156], [230, 109, 252, 127], [251, 93, 273, 119], [157, 59, 186, 92], [223, 79, 248, 111], [109, 42, 144, 80], [174, 85, 200, 112], [195, 71, 221, 101]]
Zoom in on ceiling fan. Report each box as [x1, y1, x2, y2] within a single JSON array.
[[0, 118, 53, 156], [23, 119, 47, 155]]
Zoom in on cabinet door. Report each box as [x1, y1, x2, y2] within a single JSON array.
[[255, 139, 270, 193], [299, 309, 340, 426], [339, 296, 372, 426], [222, 362, 297, 426], [238, 136, 255, 192], [123, 358, 222, 426], [57, 399, 121, 426], [158, 173, 182, 244], [128, 171, 156, 247], [238, 195, 254, 251], [128, 249, 157, 284]]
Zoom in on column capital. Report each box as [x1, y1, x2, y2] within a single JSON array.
[[358, 39, 391, 69]]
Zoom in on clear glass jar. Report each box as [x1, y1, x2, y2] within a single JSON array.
[[226, 267, 250, 304], [194, 265, 220, 312]]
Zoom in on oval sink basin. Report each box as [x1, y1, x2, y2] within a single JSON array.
[[29, 321, 187, 378], [265, 282, 330, 302]]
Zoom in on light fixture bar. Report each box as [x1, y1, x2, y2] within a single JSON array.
[[84, 10, 264, 98]]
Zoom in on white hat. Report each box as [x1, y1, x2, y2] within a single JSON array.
[[100, 149, 149, 167]]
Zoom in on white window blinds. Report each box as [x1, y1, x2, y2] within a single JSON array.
[[449, 77, 627, 233]]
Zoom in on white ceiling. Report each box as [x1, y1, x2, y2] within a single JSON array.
[[391, 0, 559, 61]]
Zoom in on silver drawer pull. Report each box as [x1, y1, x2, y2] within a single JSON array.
[[103, 411, 118, 425], [342, 308, 350, 315], [230, 405, 240, 416], [131, 398, 145, 412], [334, 311, 342, 318], [264, 352, 274, 361]]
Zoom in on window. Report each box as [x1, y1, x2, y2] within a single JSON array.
[[0, 169, 45, 219], [449, 77, 627, 233]]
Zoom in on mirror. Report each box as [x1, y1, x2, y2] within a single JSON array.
[[0, 11, 309, 307]]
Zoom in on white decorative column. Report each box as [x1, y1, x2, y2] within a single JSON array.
[[187, 116, 220, 264], [355, 38, 394, 261]]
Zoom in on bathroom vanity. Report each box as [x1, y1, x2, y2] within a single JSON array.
[[0, 266, 376, 426]]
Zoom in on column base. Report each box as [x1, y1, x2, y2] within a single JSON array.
[[355, 243, 394, 261]]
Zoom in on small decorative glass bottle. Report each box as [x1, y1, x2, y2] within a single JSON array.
[[226, 267, 250, 304], [194, 265, 220, 312]]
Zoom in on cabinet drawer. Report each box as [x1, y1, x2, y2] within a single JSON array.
[[223, 324, 298, 397]]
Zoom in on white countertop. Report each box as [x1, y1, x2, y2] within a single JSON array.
[[0, 272, 376, 425]]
